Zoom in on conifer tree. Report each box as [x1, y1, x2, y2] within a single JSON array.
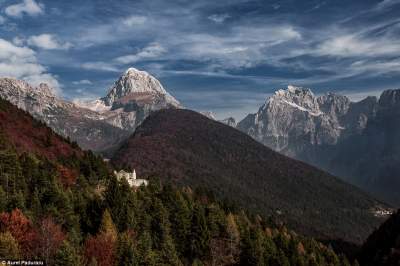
[[190, 205, 210, 260], [54, 240, 81, 266], [117, 232, 137, 266], [99, 209, 118, 240]]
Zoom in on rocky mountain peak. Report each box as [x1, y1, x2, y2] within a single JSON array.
[[101, 68, 178, 107], [379, 89, 400, 109], [220, 117, 237, 127], [267, 85, 321, 116]]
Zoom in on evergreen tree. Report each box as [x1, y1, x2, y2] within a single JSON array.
[[169, 190, 191, 257], [190, 205, 210, 260], [117, 232, 137, 266], [54, 240, 81, 266], [136, 231, 158, 265]]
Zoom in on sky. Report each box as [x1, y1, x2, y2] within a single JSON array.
[[0, 0, 400, 119]]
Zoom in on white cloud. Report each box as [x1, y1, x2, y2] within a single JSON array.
[[376, 0, 400, 10], [123, 15, 147, 27], [316, 34, 400, 57], [72, 79, 92, 85], [0, 38, 60, 92], [208, 14, 230, 23], [81, 62, 119, 72], [173, 25, 301, 69], [5, 0, 44, 18], [27, 34, 72, 50], [115, 43, 166, 64]]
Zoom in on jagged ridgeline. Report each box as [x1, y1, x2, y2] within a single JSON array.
[[0, 98, 354, 265]]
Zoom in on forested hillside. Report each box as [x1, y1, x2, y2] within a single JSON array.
[[358, 210, 400, 266], [111, 109, 388, 245], [0, 98, 355, 265]]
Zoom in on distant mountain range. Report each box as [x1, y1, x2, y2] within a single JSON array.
[[236, 86, 400, 205], [110, 108, 390, 244], [0, 68, 180, 153], [0, 95, 383, 265], [1, 69, 399, 206]]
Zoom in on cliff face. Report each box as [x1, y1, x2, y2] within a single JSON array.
[[237, 86, 377, 160]]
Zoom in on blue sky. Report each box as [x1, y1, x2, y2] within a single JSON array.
[[0, 0, 400, 119]]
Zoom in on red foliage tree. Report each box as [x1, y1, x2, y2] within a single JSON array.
[[84, 233, 116, 266], [0, 209, 37, 256], [36, 217, 65, 265]]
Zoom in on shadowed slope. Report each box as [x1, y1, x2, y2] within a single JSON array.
[[112, 109, 388, 244]]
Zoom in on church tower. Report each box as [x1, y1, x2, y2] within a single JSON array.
[[133, 169, 137, 180]]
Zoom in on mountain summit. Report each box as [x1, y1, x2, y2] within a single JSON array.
[[0, 68, 180, 152], [101, 68, 180, 107], [238, 85, 376, 156]]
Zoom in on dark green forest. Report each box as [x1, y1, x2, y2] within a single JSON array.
[[0, 134, 354, 265]]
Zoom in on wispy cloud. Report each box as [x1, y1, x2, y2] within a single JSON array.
[[27, 34, 72, 50], [5, 0, 44, 18], [376, 0, 400, 10], [81, 61, 119, 72], [115, 43, 166, 64], [122, 15, 147, 26], [315, 33, 400, 57], [72, 79, 92, 85], [208, 13, 230, 23]]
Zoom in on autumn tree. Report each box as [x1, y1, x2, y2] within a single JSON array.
[[85, 233, 117, 266], [0, 209, 37, 256], [0, 231, 20, 259], [36, 217, 65, 265], [226, 213, 240, 262], [99, 209, 118, 240]]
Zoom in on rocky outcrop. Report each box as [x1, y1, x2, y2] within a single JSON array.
[[220, 117, 237, 127]]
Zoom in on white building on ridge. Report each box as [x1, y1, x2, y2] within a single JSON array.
[[114, 169, 148, 187]]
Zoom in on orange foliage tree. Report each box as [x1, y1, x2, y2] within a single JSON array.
[[0, 209, 37, 256]]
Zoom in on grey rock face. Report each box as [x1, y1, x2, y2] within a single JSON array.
[[237, 85, 377, 160], [77, 68, 181, 132], [237, 86, 400, 205], [0, 68, 180, 153]]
